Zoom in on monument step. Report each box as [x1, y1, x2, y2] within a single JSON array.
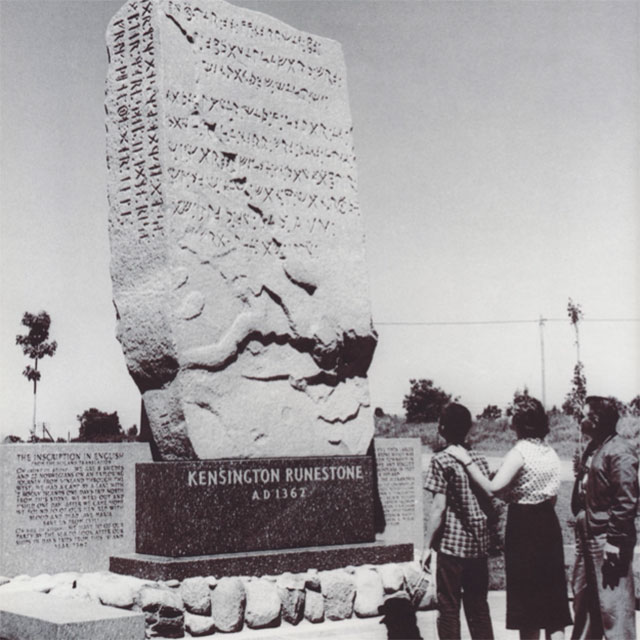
[[111, 542, 413, 581], [0, 591, 145, 640]]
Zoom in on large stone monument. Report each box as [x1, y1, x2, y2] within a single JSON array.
[[106, 0, 411, 576], [105, 0, 377, 462]]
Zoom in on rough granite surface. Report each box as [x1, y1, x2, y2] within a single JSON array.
[[105, 0, 377, 460]]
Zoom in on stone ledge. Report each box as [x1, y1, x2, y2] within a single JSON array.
[[0, 591, 145, 640], [110, 542, 413, 581]]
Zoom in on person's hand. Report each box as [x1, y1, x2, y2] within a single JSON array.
[[420, 549, 432, 571], [447, 445, 472, 466], [604, 542, 620, 564]]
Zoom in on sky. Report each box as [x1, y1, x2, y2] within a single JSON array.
[[0, 0, 638, 442]]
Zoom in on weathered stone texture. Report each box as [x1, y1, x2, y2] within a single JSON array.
[[353, 566, 384, 617], [210, 576, 245, 632], [243, 578, 281, 628], [184, 611, 215, 636], [179, 576, 211, 615], [276, 572, 305, 625], [303, 588, 324, 623], [320, 569, 355, 621], [105, 0, 376, 460], [377, 563, 405, 593]]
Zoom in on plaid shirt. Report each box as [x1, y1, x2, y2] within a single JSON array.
[[424, 449, 491, 558]]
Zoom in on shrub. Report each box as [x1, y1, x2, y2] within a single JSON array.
[[402, 379, 455, 423]]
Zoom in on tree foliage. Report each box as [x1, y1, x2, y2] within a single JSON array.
[[477, 404, 502, 420], [562, 362, 588, 418], [505, 387, 532, 417], [403, 378, 455, 423], [16, 311, 57, 437], [76, 408, 124, 442], [16, 311, 58, 380], [629, 396, 640, 417]]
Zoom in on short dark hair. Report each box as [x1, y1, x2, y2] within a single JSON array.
[[511, 396, 549, 439], [584, 396, 619, 435], [439, 403, 472, 444]]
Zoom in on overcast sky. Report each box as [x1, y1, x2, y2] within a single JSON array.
[[1, 0, 638, 441]]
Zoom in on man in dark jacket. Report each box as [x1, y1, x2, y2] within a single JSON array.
[[571, 396, 638, 640]]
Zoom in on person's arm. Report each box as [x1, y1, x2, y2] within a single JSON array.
[[421, 492, 446, 568], [604, 446, 639, 561], [447, 445, 524, 496]]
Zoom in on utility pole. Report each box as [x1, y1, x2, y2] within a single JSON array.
[[539, 315, 547, 409]]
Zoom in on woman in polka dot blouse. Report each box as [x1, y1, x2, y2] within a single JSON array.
[[449, 396, 572, 640]]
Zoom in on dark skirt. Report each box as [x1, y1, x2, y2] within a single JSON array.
[[505, 500, 573, 631]]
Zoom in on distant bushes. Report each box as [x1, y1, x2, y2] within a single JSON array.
[[373, 412, 640, 458]]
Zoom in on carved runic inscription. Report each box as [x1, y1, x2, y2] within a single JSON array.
[[105, 0, 377, 461], [106, 0, 164, 241]]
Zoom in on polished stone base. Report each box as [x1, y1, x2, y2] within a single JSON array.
[[135, 457, 376, 557], [110, 542, 413, 581]]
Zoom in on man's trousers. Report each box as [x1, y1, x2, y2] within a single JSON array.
[[571, 511, 636, 640], [436, 552, 494, 640]]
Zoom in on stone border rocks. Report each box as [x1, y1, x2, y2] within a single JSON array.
[[0, 560, 433, 638]]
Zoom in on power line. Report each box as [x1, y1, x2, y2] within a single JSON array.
[[374, 318, 640, 326]]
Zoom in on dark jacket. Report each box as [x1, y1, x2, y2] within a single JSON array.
[[572, 433, 638, 548]]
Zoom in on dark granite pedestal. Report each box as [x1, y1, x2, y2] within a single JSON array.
[[110, 542, 413, 581]]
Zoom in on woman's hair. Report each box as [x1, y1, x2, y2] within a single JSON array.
[[439, 403, 472, 444], [511, 396, 549, 439]]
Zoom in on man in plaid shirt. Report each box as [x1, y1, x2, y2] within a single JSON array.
[[422, 403, 494, 639]]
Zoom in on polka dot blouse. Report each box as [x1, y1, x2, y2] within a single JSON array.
[[504, 438, 561, 504]]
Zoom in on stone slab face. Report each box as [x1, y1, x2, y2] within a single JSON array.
[[135, 456, 374, 555], [0, 443, 151, 577], [110, 543, 413, 581], [374, 438, 424, 550], [0, 592, 145, 640], [105, 0, 377, 461]]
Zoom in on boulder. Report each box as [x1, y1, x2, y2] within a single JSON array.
[[277, 573, 305, 625], [377, 563, 405, 593], [138, 586, 185, 638], [304, 588, 324, 623], [184, 611, 216, 636], [244, 578, 281, 629], [180, 576, 211, 615], [210, 576, 245, 632], [353, 567, 384, 617], [320, 569, 355, 621]]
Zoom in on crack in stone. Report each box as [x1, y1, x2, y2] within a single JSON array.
[[283, 268, 317, 295], [318, 403, 364, 425], [165, 13, 194, 44]]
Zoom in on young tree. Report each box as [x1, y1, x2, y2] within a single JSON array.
[[403, 378, 455, 423], [563, 299, 587, 419], [567, 298, 584, 362], [562, 362, 588, 418], [16, 311, 57, 440]]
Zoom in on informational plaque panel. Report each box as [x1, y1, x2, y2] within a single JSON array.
[[135, 456, 374, 556], [374, 438, 424, 550], [0, 443, 151, 576]]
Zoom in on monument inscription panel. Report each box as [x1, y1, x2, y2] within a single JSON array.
[[0, 443, 151, 576], [374, 438, 424, 550], [105, 0, 377, 461], [135, 456, 375, 556]]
